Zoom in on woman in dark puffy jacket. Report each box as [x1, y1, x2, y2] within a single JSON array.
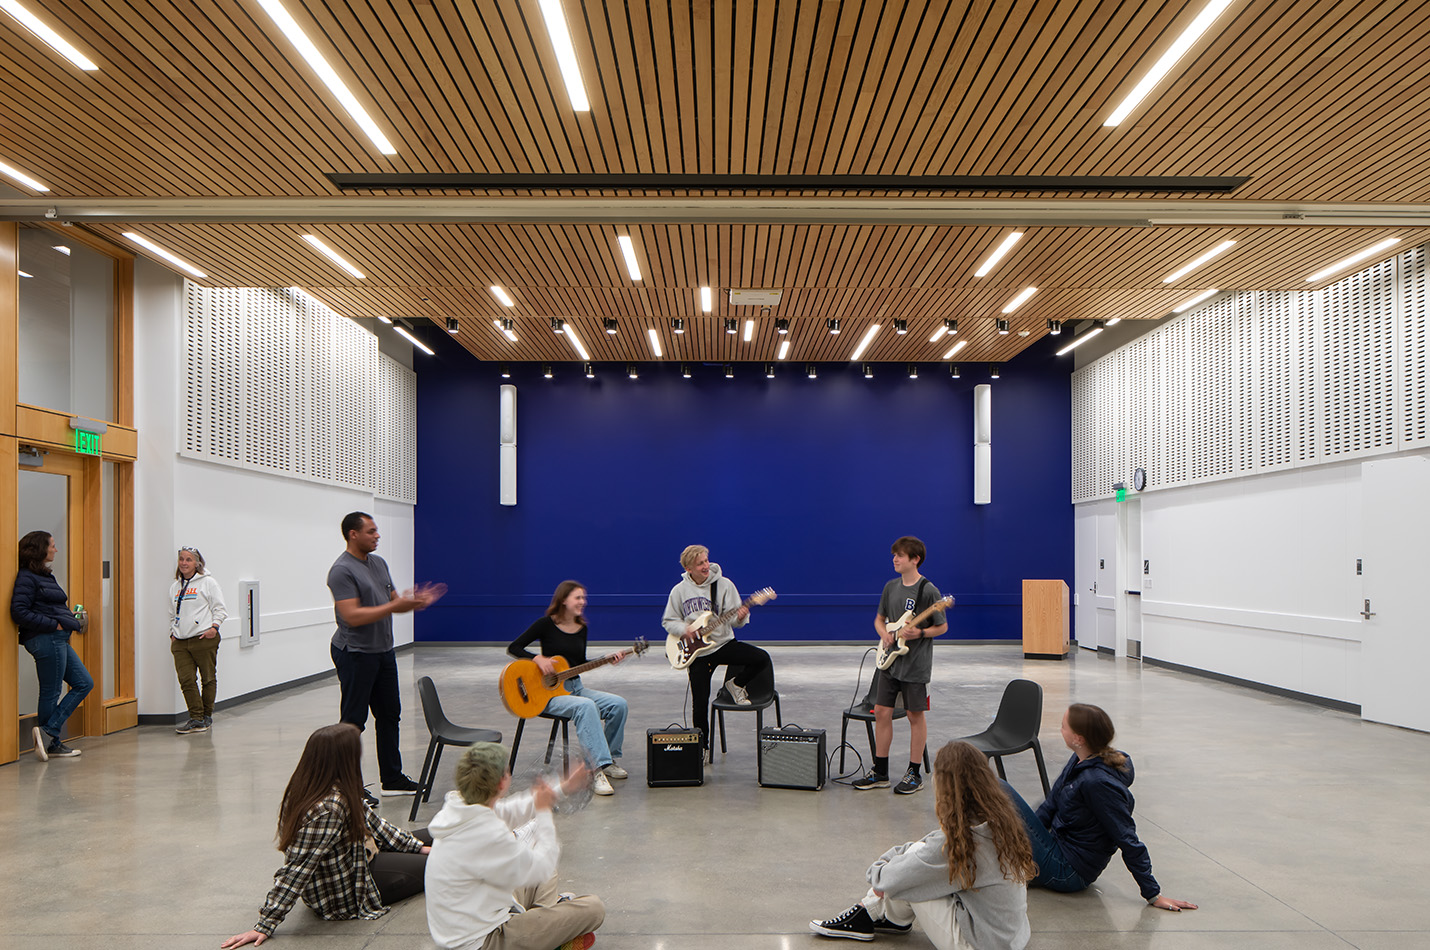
[[11, 529, 92, 760], [1002, 703, 1198, 912]]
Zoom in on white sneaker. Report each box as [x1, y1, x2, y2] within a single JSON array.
[[32, 727, 49, 762], [592, 771, 615, 795], [726, 681, 752, 705], [604, 763, 629, 780]]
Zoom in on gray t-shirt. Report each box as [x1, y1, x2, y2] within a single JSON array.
[[879, 577, 946, 684], [328, 551, 396, 653]]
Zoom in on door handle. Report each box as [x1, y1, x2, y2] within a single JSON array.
[[1361, 599, 1376, 620]]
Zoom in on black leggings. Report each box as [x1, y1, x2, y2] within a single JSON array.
[[688, 640, 772, 742], [370, 828, 431, 905]]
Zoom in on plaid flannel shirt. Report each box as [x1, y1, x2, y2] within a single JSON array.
[[254, 790, 424, 936]]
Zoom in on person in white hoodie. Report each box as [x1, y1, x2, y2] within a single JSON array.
[[425, 742, 605, 950], [660, 544, 771, 748], [169, 545, 227, 734], [810, 741, 1036, 950]]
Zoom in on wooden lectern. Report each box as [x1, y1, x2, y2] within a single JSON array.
[[1022, 580, 1069, 660]]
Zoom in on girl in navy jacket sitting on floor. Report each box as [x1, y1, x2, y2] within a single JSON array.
[[1003, 703, 1198, 912]]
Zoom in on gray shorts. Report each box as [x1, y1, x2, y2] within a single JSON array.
[[872, 670, 929, 711]]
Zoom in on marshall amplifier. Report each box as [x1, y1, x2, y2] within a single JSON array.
[[758, 724, 826, 790], [647, 726, 705, 787]]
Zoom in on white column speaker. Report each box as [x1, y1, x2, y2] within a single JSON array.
[[973, 384, 991, 505], [499, 384, 517, 506]]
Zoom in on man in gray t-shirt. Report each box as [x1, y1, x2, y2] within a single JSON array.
[[852, 536, 949, 796], [327, 511, 445, 796]]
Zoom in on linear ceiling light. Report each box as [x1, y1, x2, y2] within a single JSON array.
[[536, 0, 590, 111], [0, 1, 98, 70], [700, 286, 712, 312], [1306, 238, 1402, 282], [18, 270, 33, 278], [1104, 317, 1122, 326], [490, 285, 515, 307], [617, 234, 641, 280], [929, 326, 947, 343], [253, 0, 396, 154], [300, 234, 364, 278], [492, 318, 518, 342], [122, 233, 206, 278], [1103, 0, 1237, 127], [850, 324, 881, 361], [563, 321, 591, 360], [53, 245, 69, 255], [0, 158, 49, 191], [1055, 323, 1105, 356], [393, 325, 434, 356], [777, 339, 791, 360], [1002, 287, 1037, 313], [376, 315, 392, 324], [743, 319, 754, 342], [974, 231, 1023, 277], [942, 339, 968, 360], [1172, 289, 1218, 313], [1163, 239, 1235, 283], [647, 327, 662, 357]]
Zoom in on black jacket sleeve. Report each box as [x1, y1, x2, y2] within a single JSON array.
[[10, 571, 78, 634], [508, 617, 550, 660]]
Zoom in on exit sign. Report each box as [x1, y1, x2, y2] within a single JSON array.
[[74, 429, 102, 456]]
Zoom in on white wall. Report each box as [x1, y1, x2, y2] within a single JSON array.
[[134, 260, 414, 716]]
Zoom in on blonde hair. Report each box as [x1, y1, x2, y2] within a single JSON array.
[[455, 742, 508, 804], [680, 544, 709, 570]]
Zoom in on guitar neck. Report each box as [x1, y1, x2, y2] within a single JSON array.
[[556, 649, 630, 681], [707, 598, 752, 632]]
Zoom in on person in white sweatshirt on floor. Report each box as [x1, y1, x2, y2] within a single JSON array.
[[425, 742, 605, 950]]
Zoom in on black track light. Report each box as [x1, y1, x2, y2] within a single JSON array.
[[550, 317, 564, 334], [604, 317, 619, 335], [500, 318, 514, 331], [807, 364, 818, 378], [671, 317, 685, 334], [1048, 319, 1062, 335], [944, 318, 958, 334], [826, 319, 840, 334], [542, 363, 553, 379], [996, 318, 1010, 334], [499, 363, 510, 378], [724, 317, 738, 334], [445, 317, 459, 334], [863, 362, 874, 378], [724, 363, 734, 378], [776, 317, 790, 334], [627, 362, 638, 378], [765, 362, 776, 378], [989, 363, 1000, 379], [583, 361, 594, 378], [908, 363, 918, 379], [894, 318, 908, 335], [950, 364, 961, 379], [681, 363, 692, 378]]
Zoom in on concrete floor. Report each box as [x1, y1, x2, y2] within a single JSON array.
[[4, 642, 1428, 949]]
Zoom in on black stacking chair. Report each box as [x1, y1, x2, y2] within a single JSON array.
[[709, 662, 781, 762], [412, 676, 502, 820], [840, 669, 931, 774], [953, 678, 1051, 796], [508, 708, 574, 775]]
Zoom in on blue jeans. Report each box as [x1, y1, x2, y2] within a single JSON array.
[[23, 630, 94, 740], [1000, 779, 1089, 892], [544, 676, 628, 769]]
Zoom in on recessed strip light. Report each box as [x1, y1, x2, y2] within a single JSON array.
[[700, 286, 712, 312], [490, 285, 515, 307], [0, 158, 49, 191], [1001, 287, 1037, 313], [18, 270, 33, 278], [1306, 237, 1402, 282], [492, 319, 518, 342], [1055, 325, 1104, 357], [929, 326, 947, 343], [1104, 317, 1122, 326], [1103, 0, 1237, 127], [1162, 240, 1235, 283], [941, 339, 968, 360], [393, 325, 434, 356], [253, 0, 395, 154], [617, 235, 641, 280], [52, 245, 70, 255], [974, 231, 1023, 277], [536, 0, 590, 111], [850, 324, 881, 361], [1172, 289, 1218, 313], [563, 321, 591, 360], [647, 327, 662, 357], [777, 339, 790, 360], [0, 1, 98, 70], [301, 234, 365, 278], [743, 319, 754, 342], [122, 233, 206, 278], [376, 315, 392, 325]]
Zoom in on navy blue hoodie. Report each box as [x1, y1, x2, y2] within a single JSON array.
[[1035, 752, 1160, 900]]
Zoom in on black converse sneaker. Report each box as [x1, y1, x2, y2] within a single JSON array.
[[851, 771, 891, 790], [810, 903, 875, 941], [872, 916, 912, 934], [893, 766, 923, 794]]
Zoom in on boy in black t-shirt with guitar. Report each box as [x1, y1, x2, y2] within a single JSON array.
[[853, 536, 951, 794]]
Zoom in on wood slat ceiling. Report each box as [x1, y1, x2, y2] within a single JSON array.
[[5, 0, 1430, 363]]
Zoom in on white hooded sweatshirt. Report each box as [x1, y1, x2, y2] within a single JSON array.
[[168, 570, 228, 639], [424, 789, 559, 950]]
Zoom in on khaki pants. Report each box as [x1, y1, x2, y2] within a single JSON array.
[[482, 875, 604, 950], [171, 635, 220, 719]]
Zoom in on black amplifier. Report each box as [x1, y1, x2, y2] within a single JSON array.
[[646, 726, 705, 787], [758, 724, 827, 790]]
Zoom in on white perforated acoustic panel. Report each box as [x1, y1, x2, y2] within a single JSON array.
[[374, 355, 418, 503], [1250, 291, 1303, 472], [1320, 259, 1397, 460], [1123, 336, 1148, 485], [1070, 367, 1098, 502], [1400, 245, 1429, 447], [1186, 295, 1240, 481], [184, 284, 243, 463], [1152, 317, 1189, 488]]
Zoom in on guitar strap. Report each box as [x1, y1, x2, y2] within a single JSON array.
[[709, 579, 718, 621], [911, 577, 929, 631]]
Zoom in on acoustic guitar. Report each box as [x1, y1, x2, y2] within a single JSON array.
[[500, 638, 648, 719], [875, 595, 955, 670], [666, 587, 777, 669]]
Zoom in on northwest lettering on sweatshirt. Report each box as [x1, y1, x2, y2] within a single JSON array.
[[681, 595, 713, 617]]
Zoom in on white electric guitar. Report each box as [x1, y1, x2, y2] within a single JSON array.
[[666, 587, 777, 669], [876, 595, 955, 670]]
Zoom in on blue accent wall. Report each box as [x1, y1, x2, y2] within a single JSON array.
[[415, 336, 1072, 645]]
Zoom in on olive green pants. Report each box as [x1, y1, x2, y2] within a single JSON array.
[[170, 635, 219, 719]]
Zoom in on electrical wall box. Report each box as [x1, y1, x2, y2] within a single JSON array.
[[238, 580, 260, 648]]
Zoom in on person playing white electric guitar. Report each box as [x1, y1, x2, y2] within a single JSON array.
[[853, 536, 948, 795]]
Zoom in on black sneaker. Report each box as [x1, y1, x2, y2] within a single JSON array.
[[810, 903, 875, 941], [380, 774, 422, 796], [47, 740, 81, 758], [893, 768, 923, 794], [176, 718, 208, 734], [851, 771, 890, 790], [872, 916, 912, 934], [362, 788, 380, 807], [203, 716, 214, 728]]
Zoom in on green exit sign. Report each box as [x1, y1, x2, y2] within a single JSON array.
[[74, 429, 102, 456]]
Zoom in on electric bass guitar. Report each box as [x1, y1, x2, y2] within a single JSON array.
[[499, 638, 648, 719], [876, 595, 955, 670], [666, 588, 777, 669]]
